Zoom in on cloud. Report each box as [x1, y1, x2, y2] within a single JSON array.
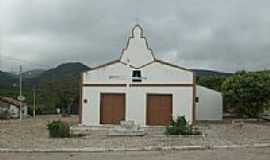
[[1, 0, 270, 72]]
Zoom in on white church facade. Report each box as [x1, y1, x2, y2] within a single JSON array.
[[79, 25, 222, 126]]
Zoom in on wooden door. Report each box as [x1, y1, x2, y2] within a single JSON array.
[[147, 94, 172, 125], [100, 94, 125, 124]]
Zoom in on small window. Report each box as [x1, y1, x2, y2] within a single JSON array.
[[195, 97, 199, 103], [132, 70, 142, 82]]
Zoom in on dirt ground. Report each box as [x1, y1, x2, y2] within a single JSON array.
[[0, 115, 270, 149], [0, 148, 269, 160]]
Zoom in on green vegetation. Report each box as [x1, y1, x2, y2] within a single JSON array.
[[197, 70, 270, 117], [0, 62, 90, 114], [222, 71, 270, 118], [37, 63, 89, 114], [192, 69, 232, 77], [197, 75, 227, 91], [165, 116, 201, 135], [47, 120, 70, 138]]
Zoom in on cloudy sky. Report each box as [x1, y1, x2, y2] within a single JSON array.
[[1, 0, 270, 73]]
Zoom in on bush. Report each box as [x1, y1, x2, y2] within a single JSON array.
[[47, 120, 70, 138], [165, 116, 201, 135], [221, 71, 270, 117], [197, 75, 227, 92]]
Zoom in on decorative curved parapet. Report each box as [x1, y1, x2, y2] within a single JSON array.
[[120, 24, 155, 68]]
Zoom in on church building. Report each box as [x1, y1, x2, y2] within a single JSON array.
[[79, 25, 222, 126]]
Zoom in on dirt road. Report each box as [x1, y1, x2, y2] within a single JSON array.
[[0, 148, 269, 160]]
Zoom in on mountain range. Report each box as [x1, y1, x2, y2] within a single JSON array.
[[0, 63, 232, 85], [0, 62, 231, 88], [0, 62, 233, 114]]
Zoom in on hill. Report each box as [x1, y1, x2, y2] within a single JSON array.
[[22, 69, 45, 79], [38, 62, 89, 81], [35, 62, 90, 114], [0, 62, 90, 114], [0, 71, 17, 88], [191, 69, 233, 77]]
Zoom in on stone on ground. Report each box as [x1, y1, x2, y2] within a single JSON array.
[[109, 120, 145, 136]]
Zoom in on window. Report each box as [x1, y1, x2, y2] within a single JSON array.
[[195, 97, 199, 103], [132, 70, 142, 82]]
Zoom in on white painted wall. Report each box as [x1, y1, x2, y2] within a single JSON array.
[[196, 85, 223, 120], [8, 105, 28, 118], [82, 59, 194, 126], [142, 62, 193, 83], [81, 86, 193, 126], [0, 104, 28, 118], [83, 62, 193, 84], [9, 105, 19, 118], [120, 25, 154, 68], [81, 25, 195, 126], [83, 63, 130, 84]]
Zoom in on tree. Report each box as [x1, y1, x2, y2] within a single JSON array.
[[197, 75, 227, 91], [221, 71, 270, 117]]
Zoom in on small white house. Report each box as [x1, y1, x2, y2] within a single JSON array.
[[80, 25, 222, 126], [0, 96, 28, 118]]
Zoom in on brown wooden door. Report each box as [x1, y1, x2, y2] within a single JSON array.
[[100, 94, 125, 124], [147, 94, 172, 125]]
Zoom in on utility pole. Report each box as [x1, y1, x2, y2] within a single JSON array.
[[33, 87, 36, 118], [19, 65, 22, 120]]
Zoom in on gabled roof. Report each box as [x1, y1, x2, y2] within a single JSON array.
[[89, 59, 121, 70], [87, 58, 193, 73], [0, 96, 26, 107], [155, 59, 193, 73]]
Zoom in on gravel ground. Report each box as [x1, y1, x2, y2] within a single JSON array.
[[0, 115, 270, 150], [201, 121, 270, 146], [0, 148, 269, 160]]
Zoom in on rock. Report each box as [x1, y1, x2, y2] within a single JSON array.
[[109, 120, 145, 136]]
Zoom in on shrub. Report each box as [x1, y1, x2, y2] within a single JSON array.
[[221, 71, 270, 117], [165, 116, 201, 135], [197, 75, 227, 92], [47, 120, 70, 138]]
